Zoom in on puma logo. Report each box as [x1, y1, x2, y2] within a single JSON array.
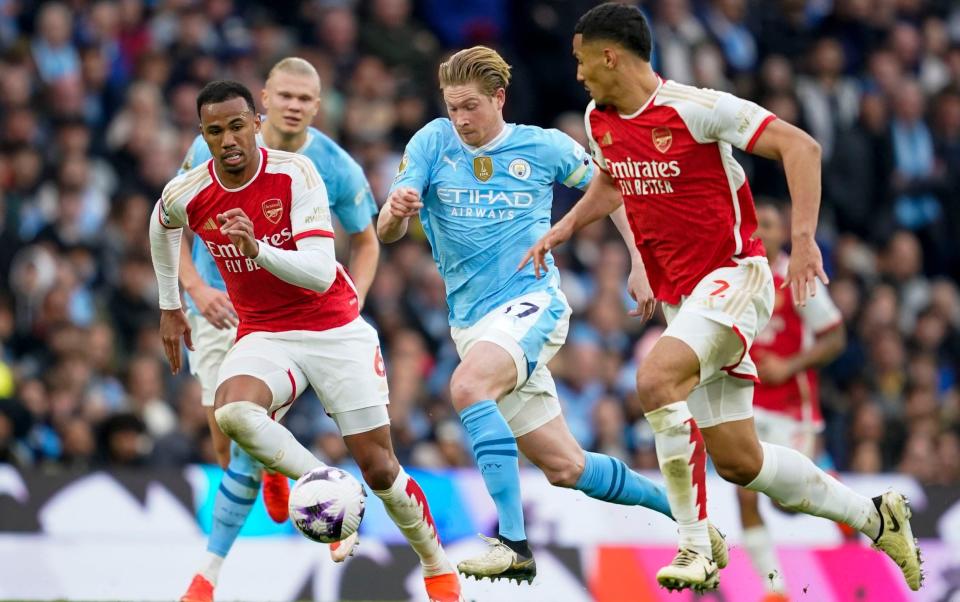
[[442, 155, 459, 171]]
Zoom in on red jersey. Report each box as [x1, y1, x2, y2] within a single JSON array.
[[158, 147, 359, 340], [751, 256, 842, 424], [585, 79, 775, 304]]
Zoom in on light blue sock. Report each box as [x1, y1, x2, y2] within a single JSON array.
[[459, 400, 526, 541], [575, 451, 674, 519], [207, 442, 262, 557]]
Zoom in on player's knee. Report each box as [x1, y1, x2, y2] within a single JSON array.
[[214, 400, 264, 441], [714, 451, 763, 486], [450, 372, 495, 412], [358, 456, 399, 491], [635, 369, 679, 409], [541, 455, 584, 488]]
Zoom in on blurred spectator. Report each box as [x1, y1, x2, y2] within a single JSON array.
[[0, 0, 952, 483]]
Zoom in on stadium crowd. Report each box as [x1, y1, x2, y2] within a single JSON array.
[[0, 0, 958, 487]]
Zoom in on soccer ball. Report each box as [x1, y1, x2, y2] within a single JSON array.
[[288, 466, 366, 543]]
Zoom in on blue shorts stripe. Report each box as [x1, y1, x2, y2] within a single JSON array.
[[517, 289, 567, 380]]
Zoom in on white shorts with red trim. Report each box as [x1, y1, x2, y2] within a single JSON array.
[[186, 310, 237, 407], [662, 257, 774, 428], [215, 317, 390, 426], [754, 407, 821, 458]]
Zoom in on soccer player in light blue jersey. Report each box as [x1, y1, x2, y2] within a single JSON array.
[[379, 46, 727, 585], [179, 59, 380, 602]]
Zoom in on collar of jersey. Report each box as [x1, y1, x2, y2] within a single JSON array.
[[209, 146, 266, 192], [618, 76, 665, 120], [453, 122, 514, 155], [256, 121, 314, 154]]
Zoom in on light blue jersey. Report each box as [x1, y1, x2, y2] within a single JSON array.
[[179, 126, 376, 312], [391, 118, 593, 327]]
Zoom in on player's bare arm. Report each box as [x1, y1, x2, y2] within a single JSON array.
[[377, 187, 422, 243], [179, 232, 238, 329], [749, 119, 828, 307], [758, 323, 846, 385], [519, 167, 622, 277], [610, 205, 656, 322], [347, 225, 379, 310]]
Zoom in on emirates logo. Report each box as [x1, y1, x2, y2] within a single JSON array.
[[652, 127, 673, 153], [262, 198, 283, 224]]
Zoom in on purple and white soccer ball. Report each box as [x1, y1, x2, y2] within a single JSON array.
[[288, 466, 366, 544]]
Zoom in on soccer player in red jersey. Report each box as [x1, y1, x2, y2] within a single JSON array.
[[149, 81, 462, 602], [737, 199, 847, 600], [522, 3, 921, 593]]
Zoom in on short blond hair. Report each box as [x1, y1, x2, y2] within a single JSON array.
[[438, 46, 511, 96], [267, 57, 321, 90]]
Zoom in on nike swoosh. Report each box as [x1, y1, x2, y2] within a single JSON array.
[[512, 558, 535, 569], [888, 508, 901, 533]]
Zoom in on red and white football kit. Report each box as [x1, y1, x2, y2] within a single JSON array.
[[751, 254, 842, 456], [153, 147, 389, 428], [586, 79, 777, 427]]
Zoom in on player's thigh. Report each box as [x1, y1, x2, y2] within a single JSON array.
[[295, 318, 389, 417], [635, 333, 701, 410], [516, 412, 583, 485], [186, 311, 237, 408], [215, 332, 308, 415], [451, 288, 571, 394], [451, 342, 518, 408], [662, 259, 774, 384]]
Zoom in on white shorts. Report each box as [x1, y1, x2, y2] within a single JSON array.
[[753, 407, 821, 458], [662, 258, 775, 428], [216, 317, 390, 434], [186, 311, 237, 407], [450, 289, 571, 437]]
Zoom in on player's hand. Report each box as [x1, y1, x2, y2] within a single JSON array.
[[757, 354, 794, 386], [626, 264, 657, 322], [386, 187, 423, 219], [783, 235, 828, 307], [160, 308, 194, 374], [188, 283, 238, 330], [518, 221, 574, 278], [217, 208, 259, 258]]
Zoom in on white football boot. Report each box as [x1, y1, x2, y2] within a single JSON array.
[[656, 548, 720, 593], [872, 490, 923, 591]]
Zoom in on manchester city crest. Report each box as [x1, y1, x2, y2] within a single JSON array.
[[508, 158, 531, 180]]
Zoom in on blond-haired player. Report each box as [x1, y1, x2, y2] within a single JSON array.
[[380, 45, 726, 585]]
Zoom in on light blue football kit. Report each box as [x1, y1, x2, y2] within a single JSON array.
[[391, 119, 672, 545], [179, 126, 376, 564]]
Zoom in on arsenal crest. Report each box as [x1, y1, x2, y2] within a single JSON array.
[[473, 156, 494, 182], [262, 198, 283, 224], [652, 127, 672, 153]]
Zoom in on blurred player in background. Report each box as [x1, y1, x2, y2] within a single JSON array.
[[379, 46, 727, 585], [737, 198, 847, 601], [524, 3, 921, 593], [152, 81, 461, 602], [175, 59, 379, 602]]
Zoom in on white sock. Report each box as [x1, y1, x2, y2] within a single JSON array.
[[200, 552, 224, 585], [645, 401, 712, 558], [746, 442, 881, 540], [372, 467, 453, 577], [743, 525, 786, 594], [214, 401, 324, 479]]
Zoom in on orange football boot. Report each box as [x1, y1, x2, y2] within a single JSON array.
[[262, 470, 290, 523], [424, 572, 464, 602], [180, 574, 214, 602]]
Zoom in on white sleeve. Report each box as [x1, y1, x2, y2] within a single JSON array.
[[798, 279, 843, 334], [583, 102, 609, 172], [252, 156, 337, 292], [149, 201, 184, 310], [252, 236, 337, 293], [709, 92, 777, 152]]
